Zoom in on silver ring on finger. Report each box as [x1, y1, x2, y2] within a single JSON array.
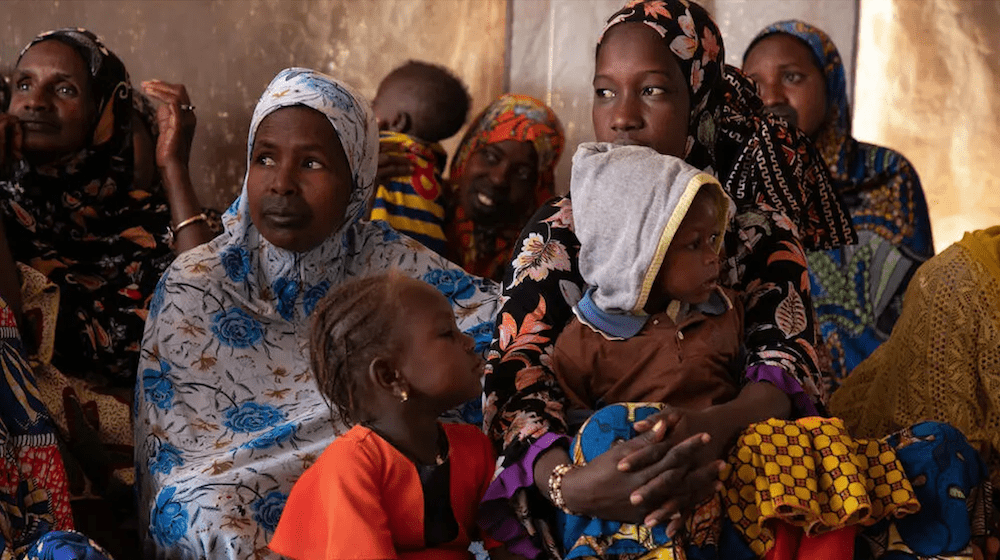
[[179, 104, 195, 112]]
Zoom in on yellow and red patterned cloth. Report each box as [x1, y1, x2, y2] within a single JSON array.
[[723, 417, 920, 556]]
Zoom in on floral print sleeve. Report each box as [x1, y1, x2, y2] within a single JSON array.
[[725, 205, 827, 414], [483, 197, 579, 449], [481, 197, 579, 559]]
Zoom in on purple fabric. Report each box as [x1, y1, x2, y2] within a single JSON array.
[[478, 432, 569, 558], [746, 364, 819, 417]]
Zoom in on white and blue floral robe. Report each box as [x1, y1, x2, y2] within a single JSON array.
[[134, 68, 499, 560]]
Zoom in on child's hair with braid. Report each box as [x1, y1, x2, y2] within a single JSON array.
[[309, 272, 407, 426]]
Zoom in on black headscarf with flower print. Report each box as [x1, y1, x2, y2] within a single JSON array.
[[0, 28, 173, 385], [598, 0, 856, 251]]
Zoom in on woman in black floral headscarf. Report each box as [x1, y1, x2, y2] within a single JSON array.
[[0, 29, 215, 554], [1, 29, 172, 383], [480, 1, 859, 557]]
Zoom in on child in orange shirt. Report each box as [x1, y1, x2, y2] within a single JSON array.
[[269, 273, 502, 560]]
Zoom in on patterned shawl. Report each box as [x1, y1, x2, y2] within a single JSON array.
[[600, 1, 856, 251], [447, 94, 564, 281], [0, 28, 172, 385], [0, 298, 116, 559], [747, 21, 934, 382], [135, 68, 499, 559]]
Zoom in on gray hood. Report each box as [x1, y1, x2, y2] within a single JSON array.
[[571, 142, 730, 315]]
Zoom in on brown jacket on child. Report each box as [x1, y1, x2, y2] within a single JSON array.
[[553, 287, 743, 413]]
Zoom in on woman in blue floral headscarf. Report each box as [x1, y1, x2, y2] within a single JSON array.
[[134, 68, 499, 560], [743, 20, 933, 385]]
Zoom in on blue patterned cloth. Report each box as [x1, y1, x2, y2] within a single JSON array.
[[560, 404, 754, 560], [561, 404, 673, 559], [24, 531, 113, 560], [878, 422, 986, 557], [134, 68, 499, 560]]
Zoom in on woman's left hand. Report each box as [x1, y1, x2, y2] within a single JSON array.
[[142, 80, 197, 169], [629, 406, 737, 534]]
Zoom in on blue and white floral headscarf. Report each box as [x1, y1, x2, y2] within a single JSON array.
[[135, 68, 499, 559], [218, 67, 380, 320]]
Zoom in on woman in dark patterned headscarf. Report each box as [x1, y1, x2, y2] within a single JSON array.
[[480, 1, 860, 557], [0, 29, 215, 553], [743, 21, 933, 385], [2, 28, 171, 385]]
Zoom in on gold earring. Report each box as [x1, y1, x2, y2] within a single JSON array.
[[399, 390, 408, 403]]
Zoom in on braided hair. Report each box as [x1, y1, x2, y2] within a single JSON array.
[[309, 272, 408, 426]]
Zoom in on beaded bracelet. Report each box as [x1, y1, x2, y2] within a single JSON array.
[[547, 463, 577, 515]]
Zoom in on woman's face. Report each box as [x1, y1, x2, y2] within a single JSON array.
[[742, 33, 827, 138], [592, 22, 690, 158], [246, 106, 352, 253], [10, 40, 96, 161], [458, 139, 538, 226]]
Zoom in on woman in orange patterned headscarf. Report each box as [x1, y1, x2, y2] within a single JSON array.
[[446, 94, 564, 281]]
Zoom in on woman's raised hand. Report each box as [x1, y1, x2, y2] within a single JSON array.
[[142, 80, 196, 169], [376, 139, 414, 185], [140, 80, 213, 253]]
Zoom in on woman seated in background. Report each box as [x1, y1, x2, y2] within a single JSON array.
[[0, 27, 215, 556], [135, 67, 498, 560], [0, 223, 113, 560], [446, 94, 563, 281], [742, 21, 933, 386]]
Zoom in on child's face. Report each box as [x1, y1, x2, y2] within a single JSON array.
[[651, 192, 722, 308], [742, 33, 827, 138], [396, 279, 483, 410]]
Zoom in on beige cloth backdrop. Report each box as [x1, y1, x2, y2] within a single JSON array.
[[854, 0, 1000, 252], [0, 0, 507, 211]]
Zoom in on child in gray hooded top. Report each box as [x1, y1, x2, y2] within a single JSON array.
[[552, 142, 742, 422]]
